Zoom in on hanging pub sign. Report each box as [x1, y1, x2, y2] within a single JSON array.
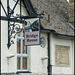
[[24, 18, 40, 46]]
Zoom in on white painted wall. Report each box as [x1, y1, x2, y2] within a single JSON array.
[[30, 32, 48, 75], [1, 20, 17, 73], [1, 0, 28, 73], [50, 33, 74, 74], [72, 39, 74, 74], [1, 0, 74, 74]]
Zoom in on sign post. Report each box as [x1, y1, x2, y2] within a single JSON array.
[[24, 18, 40, 46]]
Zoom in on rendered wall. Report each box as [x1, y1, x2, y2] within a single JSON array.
[[1, 0, 28, 73], [50, 33, 74, 74], [30, 32, 48, 75], [1, 0, 74, 74]]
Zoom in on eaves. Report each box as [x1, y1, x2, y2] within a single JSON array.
[[40, 29, 74, 39]]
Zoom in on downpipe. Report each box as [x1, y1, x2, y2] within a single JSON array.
[[47, 33, 52, 75]]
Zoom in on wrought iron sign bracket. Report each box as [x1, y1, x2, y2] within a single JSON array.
[[0, 0, 44, 49]]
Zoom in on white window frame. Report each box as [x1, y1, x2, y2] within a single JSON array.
[[17, 36, 29, 72]]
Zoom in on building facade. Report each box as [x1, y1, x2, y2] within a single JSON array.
[[1, 0, 74, 75]]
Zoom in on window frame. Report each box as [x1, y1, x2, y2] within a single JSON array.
[[17, 36, 29, 72]]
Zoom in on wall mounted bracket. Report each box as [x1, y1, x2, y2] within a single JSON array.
[[0, 0, 44, 49]]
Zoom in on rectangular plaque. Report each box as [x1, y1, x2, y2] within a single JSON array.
[[55, 45, 70, 67], [25, 31, 40, 46]]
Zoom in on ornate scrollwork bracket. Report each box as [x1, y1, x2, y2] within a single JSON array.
[[8, 22, 24, 45]]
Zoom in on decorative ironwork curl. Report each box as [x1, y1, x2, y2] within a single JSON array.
[[9, 22, 23, 45]]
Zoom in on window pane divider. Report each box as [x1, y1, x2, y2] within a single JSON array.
[[17, 35, 29, 71]]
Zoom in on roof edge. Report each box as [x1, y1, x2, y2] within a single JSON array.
[[40, 29, 74, 38]]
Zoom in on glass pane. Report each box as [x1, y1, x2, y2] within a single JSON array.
[[23, 40, 27, 54], [22, 57, 27, 70], [17, 39, 21, 54], [17, 57, 20, 69]]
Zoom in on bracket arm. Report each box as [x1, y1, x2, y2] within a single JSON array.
[[0, 1, 8, 16], [10, 0, 19, 15]]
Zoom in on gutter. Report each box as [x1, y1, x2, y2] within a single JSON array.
[[52, 31, 74, 39], [40, 29, 74, 39]]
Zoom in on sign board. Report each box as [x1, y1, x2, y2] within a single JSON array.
[[24, 18, 40, 46]]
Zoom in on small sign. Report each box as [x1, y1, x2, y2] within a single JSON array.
[[24, 18, 40, 46], [25, 31, 40, 45]]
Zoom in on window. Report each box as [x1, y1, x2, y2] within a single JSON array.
[[17, 31, 29, 72]]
